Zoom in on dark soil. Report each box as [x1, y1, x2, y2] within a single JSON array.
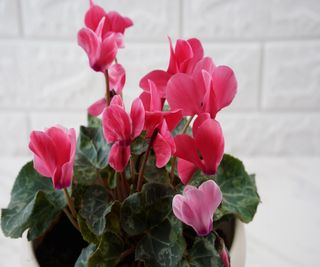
[[33, 213, 87, 267]]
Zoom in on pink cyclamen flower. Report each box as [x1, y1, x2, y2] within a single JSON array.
[[140, 37, 204, 98], [88, 63, 126, 117], [175, 114, 224, 184], [78, 17, 121, 73], [172, 180, 222, 236], [167, 57, 237, 118], [139, 80, 182, 167], [102, 95, 144, 172], [29, 126, 76, 190], [85, 0, 133, 38]]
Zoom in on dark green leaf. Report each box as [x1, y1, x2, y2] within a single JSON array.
[[87, 114, 102, 128], [78, 215, 100, 244], [120, 183, 174, 236], [80, 185, 114, 236], [144, 155, 170, 184], [1, 162, 66, 240], [184, 233, 224, 267], [75, 243, 96, 267], [135, 216, 186, 267], [131, 132, 148, 155], [214, 154, 260, 223], [88, 231, 124, 267], [74, 125, 111, 185], [77, 126, 110, 169]]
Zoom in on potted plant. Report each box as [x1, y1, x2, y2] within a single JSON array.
[[1, 1, 260, 266]]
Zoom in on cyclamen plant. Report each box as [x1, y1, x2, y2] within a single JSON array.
[[1, 1, 260, 267]]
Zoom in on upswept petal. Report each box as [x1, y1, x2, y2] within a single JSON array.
[[108, 142, 131, 172], [53, 161, 74, 190], [109, 63, 126, 94], [107, 11, 133, 34], [163, 109, 183, 132], [167, 73, 203, 116], [153, 132, 172, 168], [192, 113, 210, 137], [110, 95, 124, 107], [102, 104, 131, 143], [167, 36, 178, 74], [211, 65, 237, 112], [174, 134, 203, 168], [139, 70, 171, 98], [144, 111, 163, 137], [199, 180, 222, 215], [46, 127, 71, 166], [130, 98, 145, 139], [85, 1, 106, 32], [195, 119, 224, 175], [187, 38, 204, 72], [29, 131, 57, 177], [175, 39, 193, 72], [93, 36, 118, 72], [88, 98, 106, 116], [148, 80, 162, 111], [77, 28, 100, 69], [177, 159, 198, 184]]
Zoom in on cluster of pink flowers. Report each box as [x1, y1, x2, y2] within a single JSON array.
[[28, 0, 237, 239]]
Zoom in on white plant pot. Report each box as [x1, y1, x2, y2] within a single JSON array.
[[23, 220, 246, 267]]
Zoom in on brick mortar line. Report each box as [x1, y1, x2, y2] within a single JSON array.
[[0, 36, 320, 44]]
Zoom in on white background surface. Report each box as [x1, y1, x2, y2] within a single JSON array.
[[0, 0, 320, 266]]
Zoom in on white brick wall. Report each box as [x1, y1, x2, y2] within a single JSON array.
[[0, 0, 319, 158]]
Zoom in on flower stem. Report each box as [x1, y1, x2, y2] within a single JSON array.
[[170, 115, 195, 181], [63, 208, 80, 231], [105, 69, 111, 106], [63, 188, 77, 219], [137, 129, 158, 192]]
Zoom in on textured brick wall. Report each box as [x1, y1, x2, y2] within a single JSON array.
[[0, 0, 319, 158]]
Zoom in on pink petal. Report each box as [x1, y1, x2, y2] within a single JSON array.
[[85, 2, 106, 32], [105, 32, 124, 48], [172, 194, 185, 222], [130, 98, 145, 139], [167, 36, 178, 74], [110, 95, 124, 107], [195, 119, 224, 175], [144, 111, 163, 137], [88, 98, 106, 116], [77, 28, 100, 70], [139, 70, 172, 98], [167, 73, 204, 116], [186, 38, 204, 72], [148, 80, 162, 111], [192, 113, 210, 137], [108, 143, 131, 172], [153, 132, 172, 168], [211, 65, 237, 112], [94, 36, 118, 72], [139, 91, 151, 111], [107, 11, 133, 34], [102, 104, 131, 143], [174, 134, 203, 168], [199, 180, 222, 217], [109, 64, 126, 94], [182, 186, 213, 235], [53, 161, 74, 190], [163, 109, 183, 132], [177, 159, 198, 184], [29, 131, 57, 177], [175, 39, 194, 73]]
